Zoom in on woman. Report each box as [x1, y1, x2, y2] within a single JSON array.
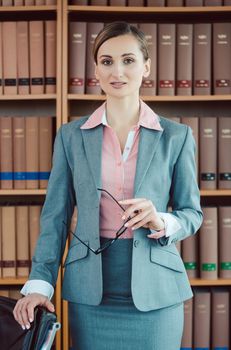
[[14, 22, 203, 350]]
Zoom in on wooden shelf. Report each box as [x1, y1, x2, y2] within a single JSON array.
[[0, 5, 57, 12], [0, 189, 46, 196], [0, 94, 56, 100], [190, 278, 231, 286], [0, 277, 27, 285], [200, 190, 231, 196], [68, 94, 231, 102]]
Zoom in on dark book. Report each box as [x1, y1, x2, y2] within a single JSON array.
[[182, 234, 199, 278], [193, 23, 212, 95], [69, 22, 87, 94], [158, 24, 176, 95], [176, 24, 193, 96], [199, 117, 217, 190], [218, 117, 231, 189], [193, 289, 211, 350], [139, 23, 157, 96], [213, 23, 231, 95], [200, 207, 218, 279], [219, 206, 231, 278]]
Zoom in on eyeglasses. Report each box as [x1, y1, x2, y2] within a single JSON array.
[[63, 188, 132, 255]]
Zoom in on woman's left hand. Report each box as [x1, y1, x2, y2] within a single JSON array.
[[118, 198, 166, 239]]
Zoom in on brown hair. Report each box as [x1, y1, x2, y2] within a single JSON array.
[[93, 21, 149, 64]]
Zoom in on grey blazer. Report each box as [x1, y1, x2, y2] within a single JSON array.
[[30, 112, 203, 312]]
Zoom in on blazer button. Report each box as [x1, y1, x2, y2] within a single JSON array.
[[134, 240, 140, 247]]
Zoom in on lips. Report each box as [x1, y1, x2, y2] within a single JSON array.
[[110, 82, 127, 88]]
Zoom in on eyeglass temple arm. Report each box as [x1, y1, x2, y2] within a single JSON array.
[[97, 188, 125, 212]]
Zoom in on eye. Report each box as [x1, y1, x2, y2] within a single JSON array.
[[100, 59, 112, 66], [123, 57, 135, 65]]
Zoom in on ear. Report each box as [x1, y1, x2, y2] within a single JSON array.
[[94, 62, 99, 80], [143, 58, 151, 78]]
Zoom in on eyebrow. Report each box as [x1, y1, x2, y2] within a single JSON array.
[[99, 53, 136, 59]]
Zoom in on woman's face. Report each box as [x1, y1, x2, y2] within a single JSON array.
[[95, 34, 150, 99]]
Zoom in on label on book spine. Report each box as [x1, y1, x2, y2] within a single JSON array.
[[45, 77, 56, 85], [14, 172, 26, 180], [2, 260, 15, 268], [216, 79, 230, 88], [177, 80, 192, 88], [31, 78, 44, 86], [39, 171, 50, 180], [26, 172, 40, 180], [0, 172, 13, 180], [142, 79, 155, 88], [70, 78, 84, 87], [201, 173, 216, 181], [17, 260, 30, 268], [4, 79, 17, 86], [87, 78, 100, 87], [184, 262, 197, 270], [0, 79, 2, 86], [202, 263, 216, 271], [214, 347, 229, 350], [159, 80, 174, 88], [195, 79, 209, 88], [18, 78, 30, 86], [219, 173, 231, 181], [221, 262, 231, 270]]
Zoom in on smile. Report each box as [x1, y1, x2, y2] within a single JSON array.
[[110, 82, 127, 88]]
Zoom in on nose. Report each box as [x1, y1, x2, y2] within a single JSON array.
[[111, 62, 124, 78]]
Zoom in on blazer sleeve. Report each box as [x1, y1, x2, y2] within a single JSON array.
[[29, 126, 76, 287], [158, 125, 203, 246]]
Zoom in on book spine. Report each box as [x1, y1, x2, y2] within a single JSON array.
[[213, 23, 231, 95], [176, 24, 193, 96], [0, 209, 2, 278], [0, 117, 13, 189], [139, 23, 157, 96], [181, 117, 199, 178], [193, 23, 212, 95], [16, 206, 30, 277], [26, 117, 39, 189], [2, 207, 16, 277], [166, 0, 183, 5], [224, 0, 231, 4], [90, 0, 107, 4], [45, 20, 56, 93], [2, 22, 17, 94], [86, 22, 103, 94], [185, 0, 203, 5], [25, 0, 35, 4], [200, 207, 218, 279], [199, 117, 217, 189], [45, 0, 56, 4], [35, 0, 45, 4], [181, 298, 193, 349], [109, 0, 126, 4], [29, 21, 45, 94], [182, 234, 199, 278], [14, 0, 23, 4], [2, 0, 13, 4], [147, 0, 165, 5], [127, 0, 144, 5], [204, 0, 222, 5], [39, 117, 53, 188], [69, 22, 87, 94], [158, 23, 176, 95], [193, 290, 211, 349], [0, 23, 2, 95], [71, 0, 88, 4], [218, 117, 231, 189], [17, 22, 30, 95], [212, 290, 230, 349], [13, 117, 26, 189], [219, 206, 231, 278], [29, 206, 41, 262]]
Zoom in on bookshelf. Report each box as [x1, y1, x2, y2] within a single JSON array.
[[62, 1, 231, 349], [0, 1, 62, 349]]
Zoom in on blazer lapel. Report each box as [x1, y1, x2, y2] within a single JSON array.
[[134, 127, 163, 196], [81, 126, 103, 199]]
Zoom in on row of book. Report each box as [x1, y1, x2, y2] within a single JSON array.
[[0, 205, 42, 278], [0, 0, 56, 5], [0, 116, 54, 189], [69, 22, 231, 96], [71, 0, 231, 6], [0, 21, 56, 95], [181, 288, 230, 350], [180, 206, 231, 280], [70, 115, 231, 190]]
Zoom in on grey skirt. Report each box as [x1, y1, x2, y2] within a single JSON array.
[[69, 238, 184, 350]]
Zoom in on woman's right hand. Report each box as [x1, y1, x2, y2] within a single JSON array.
[[13, 293, 55, 330]]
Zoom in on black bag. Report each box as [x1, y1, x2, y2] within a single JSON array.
[[0, 295, 60, 350]]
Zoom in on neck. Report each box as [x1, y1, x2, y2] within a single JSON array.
[[105, 95, 140, 129]]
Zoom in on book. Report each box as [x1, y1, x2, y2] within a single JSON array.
[[185, 0, 203, 5], [0, 117, 13, 189], [193, 23, 212, 95], [224, 0, 231, 4], [127, 0, 144, 5], [25, 0, 34, 4], [29, 21, 44, 94], [218, 117, 231, 189], [86, 22, 103, 95], [35, 0, 45, 4], [166, 0, 183, 5], [13, 117, 26, 189], [181, 117, 199, 177], [0, 209, 2, 278], [219, 206, 231, 278], [39, 117, 53, 188], [211, 289, 230, 349], [147, 0, 165, 5], [176, 24, 193, 96], [29, 206, 41, 261], [45, 21, 56, 93], [139, 23, 157, 96], [181, 298, 193, 349], [182, 234, 199, 278], [90, 0, 107, 4], [2, 22, 17, 94], [14, 0, 23, 5], [199, 117, 217, 190], [109, 0, 126, 4], [17, 22, 30, 95], [0, 23, 2, 95], [71, 0, 88, 4], [2, 0, 13, 4], [45, 0, 57, 3], [158, 24, 176, 95], [16, 206, 30, 277], [213, 23, 231, 95], [69, 22, 87, 94], [26, 117, 39, 189], [2, 206, 16, 277], [193, 289, 211, 350], [200, 207, 218, 279], [204, 0, 222, 5]]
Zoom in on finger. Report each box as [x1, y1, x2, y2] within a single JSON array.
[[119, 198, 145, 205], [122, 201, 151, 220], [20, 302, 33, 329], [44, 299, 55, 313], [147, 230, 166, 239], [129, 212, 153, 230], [13, 299, 25, 327], [124, 209, 152, 228], [16, 300, 29, 329]]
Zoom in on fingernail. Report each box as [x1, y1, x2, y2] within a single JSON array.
[[22, 325, 25, 330], [122, 215, 125, 220], [26, 324, 30, 329], [29, 318, 33, 323], [124, 223, 128, 227]]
